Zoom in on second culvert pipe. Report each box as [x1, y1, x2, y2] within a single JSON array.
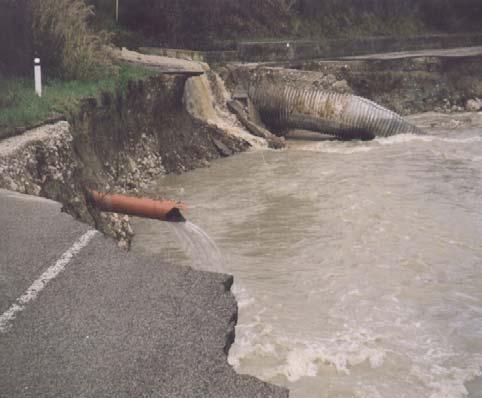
[[87, 190, 186, 222], [249, 81, 425, 140]]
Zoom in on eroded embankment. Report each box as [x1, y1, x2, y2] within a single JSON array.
[[221, 54, 482, 139], [0, 74, 251, 248], [296, 54, 482, 115]]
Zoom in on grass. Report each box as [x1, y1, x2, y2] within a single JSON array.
[[0, 64, 157, 138]]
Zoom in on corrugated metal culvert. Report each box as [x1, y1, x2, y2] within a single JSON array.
[[249, 81, 424, 140]]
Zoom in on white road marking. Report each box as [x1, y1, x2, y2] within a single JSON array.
[[0, 229, 98, 333]]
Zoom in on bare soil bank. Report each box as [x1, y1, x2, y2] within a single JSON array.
[[3, 49, 482, 246], [294, 54, 482, 115], [222, 51, 482, 118], [0, 74, 250, 248]]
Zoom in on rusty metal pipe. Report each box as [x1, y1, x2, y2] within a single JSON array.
[[87, 190, 186, 222]]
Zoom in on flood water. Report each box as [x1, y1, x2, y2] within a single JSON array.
[[131, 113, 482, 398]]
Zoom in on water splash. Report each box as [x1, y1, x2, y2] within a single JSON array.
[[167, 221, 224, 273], [376, 133, 482, 145], [166, 221, 254, 342], [294, 141, 374, 154], [292, 132, 482, 154]]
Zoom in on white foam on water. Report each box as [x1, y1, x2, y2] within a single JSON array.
[[232, 283, 256, 309], [229, 251, 482, 397], [375, 133, 437, 145], [271, 335, 386, 382], [293, 132, 481, 156], [230, 315, 482, 397], [230, 321, 387, 383], [228, 311, 276, 370], [410, 357, 482, 398], [295, 141, 374, 154], [441, 136, 482, 144], [375, 133, 482, 145]]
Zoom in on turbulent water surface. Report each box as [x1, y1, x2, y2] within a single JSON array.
[[131, 112, 482, 398]]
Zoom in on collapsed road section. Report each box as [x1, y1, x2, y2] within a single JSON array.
[[0, 189, 288, 397]]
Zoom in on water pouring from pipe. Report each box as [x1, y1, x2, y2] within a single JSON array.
[[167, 221, 224, 273], [87, 189, 225, 272]]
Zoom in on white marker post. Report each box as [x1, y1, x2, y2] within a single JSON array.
[[34, 58, 42, 97]]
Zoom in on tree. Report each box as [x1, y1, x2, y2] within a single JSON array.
[[31, 0, 114, 79]]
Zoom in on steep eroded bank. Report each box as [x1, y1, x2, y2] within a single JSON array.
[[221, 51, 482, 133], [0, 73, 251, 248], [296, 54, 482, 115]]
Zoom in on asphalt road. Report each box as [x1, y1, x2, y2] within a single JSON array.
[[0, 189, 288, 397]]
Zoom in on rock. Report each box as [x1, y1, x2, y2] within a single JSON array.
[[117, 239, 129, 250], [126, 156, 137, 173], [213, 138, 233, 157], [227, 100, 285, 149], [9, 181, 18, 191], [331, 79, 351, 94], [324, 74, 337, 85], [466, 98, 481, 112]]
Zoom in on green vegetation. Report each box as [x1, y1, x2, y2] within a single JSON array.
[[1, 0, 482, 136], [295, 0, 424, 38], [88, 0, 482, 50], [0, 65, 157, 137], [3, 0, 482, 76], [1, 0, 114, 80], [0, 0, 157, 137], [30, 0, 114, 80]]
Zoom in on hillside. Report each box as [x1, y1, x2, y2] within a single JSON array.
[[1, 0, 482, 78], [90, 0, 482, 50]]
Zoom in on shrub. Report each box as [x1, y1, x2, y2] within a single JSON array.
[[31, 0, 114, 80]]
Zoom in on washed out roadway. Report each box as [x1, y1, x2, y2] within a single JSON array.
[[0, 189, 288, 397]]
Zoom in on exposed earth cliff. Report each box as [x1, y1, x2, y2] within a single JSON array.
[[0, 73, 252, 248]]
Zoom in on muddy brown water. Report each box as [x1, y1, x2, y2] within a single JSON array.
[[131, 113, 482, 398]]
